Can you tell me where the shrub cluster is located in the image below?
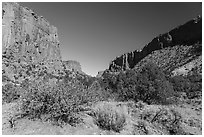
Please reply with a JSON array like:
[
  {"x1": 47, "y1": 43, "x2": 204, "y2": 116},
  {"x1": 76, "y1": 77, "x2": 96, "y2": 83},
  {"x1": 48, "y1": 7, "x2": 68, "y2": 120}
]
[
  {"x1": 2, "y1": 83, "x2": 21, "y2": 103},
  {"x1": 64, "y1": 70, "x2": 97, "y2": 88},
  {"x1": 169, "y1": 73, "x2": 202, "y2": 99},
  {"x1": 100, "y1": 70, "x2": 118, "y2": 91},
  {"x1": 102, "y1": 62, "x2": 175, "y2": 105},
  {"x1": 140, "y1": 107, "x2": 184, "y2": 135},
  {"x1": 20, "y1": 75, "x2": 107, "y2": 126},
  {"x1": 92, "y1": 102, "x2": 127, "y2": 132}
]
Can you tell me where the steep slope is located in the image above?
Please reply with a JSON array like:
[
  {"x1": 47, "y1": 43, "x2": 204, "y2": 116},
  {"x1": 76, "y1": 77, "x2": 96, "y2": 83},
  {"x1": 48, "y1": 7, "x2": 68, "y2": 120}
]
[
  {"x1": 172, "y1": 55, "x2": 202, "y2": 76},
  {"x1": 134, "y1": 43, "x2": 202, "y2": 75},
  {"x1": 109, "y1": 16, "x2": 202, "y2": 72},
  {"x1": 2, "y1": 2, "x2": 64, "y2": 84}
]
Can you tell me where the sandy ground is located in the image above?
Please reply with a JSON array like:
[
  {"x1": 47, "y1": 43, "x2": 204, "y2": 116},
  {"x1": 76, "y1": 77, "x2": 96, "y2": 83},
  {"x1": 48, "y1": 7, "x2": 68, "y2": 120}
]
[{"x1": 2, "y1": 99, "x2": 202, "y2": 135}]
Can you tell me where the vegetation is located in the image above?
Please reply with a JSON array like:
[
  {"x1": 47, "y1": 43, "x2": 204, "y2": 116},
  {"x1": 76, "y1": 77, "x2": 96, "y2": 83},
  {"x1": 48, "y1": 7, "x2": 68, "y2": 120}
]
[
  {"x1": 169, "y1": 72, "x2": 202, "y2": 99},
  {"x1": 92, "y1": 101, "x2": 127, "y2": 132},
  {"x1": 2, "y1": 83, "x2": 21, "y2": 103},
  {"x1": 102, "y1": 62, "x2": 175, "y2": 105},
  {"x1": 138, "y1": 105, "x2": 185, "y2": 135},
  {"x1": 18, "y1": 73, "x2": 108, "y2": 126},
  {"x1": 2, "y1": 62, "x2": 202, "y2": 135}
]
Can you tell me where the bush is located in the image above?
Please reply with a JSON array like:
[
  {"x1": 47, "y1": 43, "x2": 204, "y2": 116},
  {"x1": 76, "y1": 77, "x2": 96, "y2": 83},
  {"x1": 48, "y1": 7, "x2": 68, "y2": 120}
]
[
  {"x1": 20, "y1": 77, "x2": 106, "y2": 126},
  {"x1": 116, "y1": 70, "x2": 139, "y2": 101},
  {"x1": 140, "y1": 107, "x2": 184, "y2": 135},
  {"x1": 2, "y1": 83, "x2": 21, "y2": 103},
  {"x1": 101, "y1": 70, "x2": 118, "y2": 91},
  {"x1": 170, "y1": 73, "x2": 202, "y2": 99},
  {"x1": 92, "y1": 101, "x2": 127, "y2": 132},
  {"x1": 116, "y1": 63, "x2": 175, "y2": 104},
  {"x1": 169, "y1": 75, "x2": 191, "y2": 93}
]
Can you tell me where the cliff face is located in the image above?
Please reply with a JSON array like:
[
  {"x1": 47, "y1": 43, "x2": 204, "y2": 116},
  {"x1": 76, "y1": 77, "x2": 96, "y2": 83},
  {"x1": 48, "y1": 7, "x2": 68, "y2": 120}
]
[
  {"x1": 2, "y1": 2, "x2": 64, "y2": 83},
  {"x1": 109, "y1": 16, "x2": 202, "y2": 72},
  {"x1": 63, "y1": 60, "x2": 83, "y2": 73}
]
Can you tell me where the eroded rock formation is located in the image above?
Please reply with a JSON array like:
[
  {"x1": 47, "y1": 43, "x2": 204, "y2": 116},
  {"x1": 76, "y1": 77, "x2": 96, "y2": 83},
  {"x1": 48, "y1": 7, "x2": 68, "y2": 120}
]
[
  {"x1": 109, "y1": 16, "x2": 202, "y2": 72},
  {"x1": 2, "y1": 2, "x2": 64, "y2": 84},
  {"x1": 63, "y1": 60, "x2": 83, "y2": 73}
]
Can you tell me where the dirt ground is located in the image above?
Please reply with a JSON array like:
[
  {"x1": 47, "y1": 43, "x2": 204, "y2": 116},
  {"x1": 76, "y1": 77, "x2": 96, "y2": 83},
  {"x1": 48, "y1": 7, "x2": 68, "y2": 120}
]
[{"x1": 2, "y1": 99, "x2": 202, "y2": 135}]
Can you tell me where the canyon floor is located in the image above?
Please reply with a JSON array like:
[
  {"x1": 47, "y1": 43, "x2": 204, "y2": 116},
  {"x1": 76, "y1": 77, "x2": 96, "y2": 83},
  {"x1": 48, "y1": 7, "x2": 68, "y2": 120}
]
[{"x1": 2, "y1": 97, "x2": 202, "y2": 135}]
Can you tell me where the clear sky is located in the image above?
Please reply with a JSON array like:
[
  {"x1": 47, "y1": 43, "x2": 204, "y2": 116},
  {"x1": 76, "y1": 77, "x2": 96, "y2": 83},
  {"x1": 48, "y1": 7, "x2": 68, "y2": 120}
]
[{"x1": 20, "y1": 2, "x2": 201, "y2": 76}]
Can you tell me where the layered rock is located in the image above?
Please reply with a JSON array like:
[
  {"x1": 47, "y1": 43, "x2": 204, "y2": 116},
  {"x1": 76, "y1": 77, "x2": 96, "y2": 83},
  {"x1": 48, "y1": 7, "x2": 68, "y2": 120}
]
[
  {"x1": 63, "y1": 60, "x2": 83, "y2": 73},
  {"x1": 109, "y1": 16, "x2": 202, "y2": 72},
  {"x1": 2, "y1": 2, "x2": 64, "y2": 84}
]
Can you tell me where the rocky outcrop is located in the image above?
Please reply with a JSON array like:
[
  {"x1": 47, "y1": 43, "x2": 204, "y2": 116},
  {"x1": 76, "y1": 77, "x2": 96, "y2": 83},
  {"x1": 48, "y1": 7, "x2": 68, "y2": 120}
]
[
  {"x1": 2, "y1": 2, "x2": 64, "y2": 84},
  {"x1": 109, "y1": 16, "x2": 202, "y2": 72},
  {"x1": 133, "y1": 43, "x2": 202, "y2": 75},
  {"x1": 171, "y1": 55, "x2": 202, "y2": 76},
  {"x1": 63, "y1": 60, "x2": 83, "y2": 73},
  {"x1": 96, "y1": 71, "x2": 104, "y2": 78}
]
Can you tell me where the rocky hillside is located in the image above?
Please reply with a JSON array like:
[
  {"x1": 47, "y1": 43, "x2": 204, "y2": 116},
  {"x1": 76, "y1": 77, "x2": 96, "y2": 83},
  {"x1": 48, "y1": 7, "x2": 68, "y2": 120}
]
[
  {"x1": 109, "y1": 16, "x2": 202, "y2": 72},
  {"x1": 2, "y1": 2, "x2": 65, "y2": 84},
  {"x1": 2, "y1": 3, "x2": 202, "y2": 135},
  {"x1": 134, "y1": 43, "x2": 202, "y2": 76}
]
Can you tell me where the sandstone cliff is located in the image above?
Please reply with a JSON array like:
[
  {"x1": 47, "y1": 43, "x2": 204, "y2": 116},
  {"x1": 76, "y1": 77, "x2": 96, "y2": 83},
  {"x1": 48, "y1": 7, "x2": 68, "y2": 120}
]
[
  {"x1": 109, "y1": 16, "x2": 202, "y2": 72},
  {"x1": 2, "y1": 2, "x2": 64, "y2": 84},
  {"x1": 63, "y1": 60, "x2": 83, "y2": 73}
]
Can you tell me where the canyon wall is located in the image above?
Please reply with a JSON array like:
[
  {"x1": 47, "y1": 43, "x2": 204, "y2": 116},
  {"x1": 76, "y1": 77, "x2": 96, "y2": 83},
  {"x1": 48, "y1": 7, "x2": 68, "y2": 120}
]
[
  {"x1": 109, "y1": 16, "x2": 202, "y2": 72},
  {"x1": 2, "y1": 2, "x2": 64, "y2": 84},
  {"x1": 63, "y1": 60, "x2": 83, "y2": 73}
]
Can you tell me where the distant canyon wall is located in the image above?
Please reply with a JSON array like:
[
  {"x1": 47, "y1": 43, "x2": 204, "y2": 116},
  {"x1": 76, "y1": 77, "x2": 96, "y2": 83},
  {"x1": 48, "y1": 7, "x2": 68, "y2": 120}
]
[
  {"x1": 63, "y1": 60, "x2": 83, "y2": 73},
  {"x1": 109, "y1": 16, "x2": 202, "y2": 72}
]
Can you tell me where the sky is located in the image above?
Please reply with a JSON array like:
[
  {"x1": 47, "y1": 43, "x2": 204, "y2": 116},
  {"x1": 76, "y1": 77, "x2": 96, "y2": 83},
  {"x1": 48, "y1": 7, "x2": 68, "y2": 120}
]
[{"x1": 20, "y1": 2, "x2": 202, "y2": 76}]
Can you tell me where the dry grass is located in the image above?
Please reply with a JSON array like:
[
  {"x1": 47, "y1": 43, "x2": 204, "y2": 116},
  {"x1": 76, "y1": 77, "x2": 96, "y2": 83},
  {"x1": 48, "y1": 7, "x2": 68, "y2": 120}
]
[
  {"x1": 91, "y1": 101, "x2": 130, "y2": 132},
  {"x1": 2, "y1": 99, "x2": 202, "y2": 135}
]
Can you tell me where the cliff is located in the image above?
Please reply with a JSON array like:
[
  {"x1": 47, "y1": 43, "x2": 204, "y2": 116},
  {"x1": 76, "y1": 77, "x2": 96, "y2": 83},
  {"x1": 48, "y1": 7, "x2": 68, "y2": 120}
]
[
  {"x1": 63, "y1": 60, "x2": 83, "y2": 73},
  {"x1": 2, "y1": 2, "x2": 64, "y2": 84},
  {"x1": 109, "y1": 16, "x2": 202, "y2": 72}
]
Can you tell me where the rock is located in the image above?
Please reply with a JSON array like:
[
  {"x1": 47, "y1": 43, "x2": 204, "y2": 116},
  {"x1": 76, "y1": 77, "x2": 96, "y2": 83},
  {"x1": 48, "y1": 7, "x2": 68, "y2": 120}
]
[
  {"x1": 63, "y1": 60, "x2": 82, "y2": 73},
  {"x1": 172, "y1": 55, "x2": 202, "y2": 76},
  {"x1": 109, "y1": 16, "x2": 202, "y2": 72},
  {"x1": 96, "y1": 71, "x2": 104, "y2": 78},
  {"x1": 2, "y1": 2, "x2": 64, "y2": 84},
  {"x1": 133, "y1": 44, "x2": 202, "y2": 75}
]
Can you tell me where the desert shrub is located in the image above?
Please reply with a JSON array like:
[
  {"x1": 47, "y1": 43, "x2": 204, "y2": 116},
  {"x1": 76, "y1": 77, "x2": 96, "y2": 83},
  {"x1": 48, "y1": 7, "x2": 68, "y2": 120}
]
[
  {"x1": 89, "y1": 80, "x2": 101, "y2": 90},
  {"x1": 20, "y1": 77, "x2": 106, "y2": 126},
  {"x1": 186, "y1": 73, "x2": 202, "y2": 99},
  {"x1": 116, "y1": 70, "x2": 139, "y2": 101},
  {"x1": 2, "y1": 74, "x2": 10, "y2": 82},
  {"x1": 170, "y1": 73, "x2": 202, "y2": 99},
  {"x1": 92, "y1": 101, "x2": 127, "y2": 132},
  {"x1": 64, "y1": 70, "x2": 97, "y2": 88},
  {"x1": 134, "y1": 120, "x2": 149, "y2": 135},
  {"x1": 116, "y1": 63, "x2": 175, "y2": 104},
  {"x1": 137, "y1": 63, "x2": 174, "y2": 104},
  {"x1": 151, "y1": 108, "x2": 184, "y2": 135},
  {"x1": 140, "y1": 107, "x2": 184, "y2": 135},
  {"x1": 2, "y1": 83, "x2": 21, "y2": 103},
  {"x1": 166, "y1": 109, "x2": 184, "y2": 135},
  {"x1": 101, "y1": 70, "x2": 118, "y2": 91},
  {"x1": 80, "y1": 76, "x2": 97, "y2": 88},
  {"x1": 170, "y1": 75, "x2": 191, "y2": 93}
]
